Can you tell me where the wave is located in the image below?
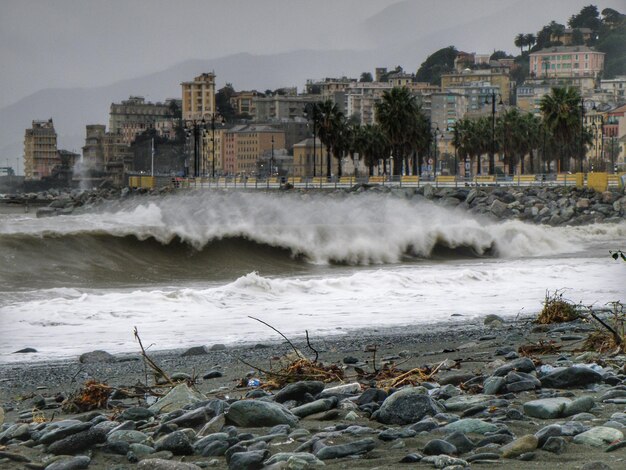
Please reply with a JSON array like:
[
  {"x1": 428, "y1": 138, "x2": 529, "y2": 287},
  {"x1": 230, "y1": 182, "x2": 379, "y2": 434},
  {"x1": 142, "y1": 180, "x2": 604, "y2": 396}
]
[{"x1": 1, "y1": 191, "x2": 619, "y2": 288}]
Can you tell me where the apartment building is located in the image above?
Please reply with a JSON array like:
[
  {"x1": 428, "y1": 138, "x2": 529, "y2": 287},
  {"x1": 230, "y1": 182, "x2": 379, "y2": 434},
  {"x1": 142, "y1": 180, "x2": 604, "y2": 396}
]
[
  {"x1": 181, "y1": 73, "x2": 216, "y2": 120},
  {"x1": 23, "y1": 119, "x2": 58, "y2": 180},
  {"x1": 529, "y1": 46, "x2": 604, "y2": 79},
  {"x1": 222, "y1": 125, "x2": 285, "y2": 175},
  {"x1": 109, "y1": 96, "x2": 179, "y2": 145},
  {"x1": 441, "y1": 69, "x2": 511, "y2": 104}
]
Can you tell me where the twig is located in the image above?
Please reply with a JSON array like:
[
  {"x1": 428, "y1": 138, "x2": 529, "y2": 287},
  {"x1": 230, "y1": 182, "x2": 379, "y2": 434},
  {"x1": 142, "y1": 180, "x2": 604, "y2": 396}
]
[
  {"x1": 587, "y1": 310, "x2": 623, "y2": 347},
  {"x1": 305, "y1": 330, "x2": 319, "y2": 362},
  {"x1": 248, "y1": 316, "x2": 303, "y2": 359},
  {"x1": 133, "y1": 327, "x2": 175, "y2": 386}
]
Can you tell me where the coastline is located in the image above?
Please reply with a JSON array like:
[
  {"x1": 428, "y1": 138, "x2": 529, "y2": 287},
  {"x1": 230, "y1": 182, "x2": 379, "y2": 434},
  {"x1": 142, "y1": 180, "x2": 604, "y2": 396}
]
[{"x1": 2, "y1": 312, "x2": 626, "y2": 469}]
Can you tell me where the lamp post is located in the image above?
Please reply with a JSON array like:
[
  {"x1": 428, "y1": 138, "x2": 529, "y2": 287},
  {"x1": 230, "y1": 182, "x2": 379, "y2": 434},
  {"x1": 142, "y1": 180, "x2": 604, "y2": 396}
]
[
  {"x1": 209, "y1": 111, "x2": 223, "y2": 178},
  {"x1": 485, "y1": 90, "x2": 503, "y2": 175},
  {"x1": 304, "y1": 103, "x2": 318, "y2": 178},
  {"x1": 432, "y1": 126, "x2": 441, "y2": 178},
  {"x1": 580, "y1": 98, "x2": 596, "y2": 173},
  {"x1": 270, "y1": 135, "x2": 275, "y2": 178},
  {"x1": 185, "y1": 119, "x2": 208, "y2": 177}
]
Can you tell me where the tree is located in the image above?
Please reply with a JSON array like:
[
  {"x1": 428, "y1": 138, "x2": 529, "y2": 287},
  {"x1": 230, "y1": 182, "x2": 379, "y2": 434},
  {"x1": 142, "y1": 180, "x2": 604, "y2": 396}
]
[
  {"x1": 571, "y1": 28, "x2": 585, "y2": 45},
  {"x1": 375, "y1": 87, "x2": 427, "y2": 176},
  {"x1": 524, "y1": 33, "x2": 537, "y2": 51},
  {"x1": 550, "y1": 21, "x2": 566, "y2": 44},
  {"x1": 355, "y1": 124, "x2": 389, "y2": 176},
  {"x1": 514, "y1": 33, "x2": 526, "y2": 55},
  {"x1": 215, "y1": 84, "x2": 236, "y2": 121},
  {"x1": 490, "y1": 50, "x2": 513, "y2": 60},
  {"x1": 569, "y1": 5, "x2": 602, "y2": 31},
  {"x1": 540, "y1": 87, "x2": 583, "y2": 172},
  {"x1": 415, "y1": 46, "x2": 457, "y2": 85},
  {"x1": 315, "y1": 100, "x2": 343, "y2": 178},
  {"x1": 359, "y1": 72, "x2": 373, "y2": 83}
]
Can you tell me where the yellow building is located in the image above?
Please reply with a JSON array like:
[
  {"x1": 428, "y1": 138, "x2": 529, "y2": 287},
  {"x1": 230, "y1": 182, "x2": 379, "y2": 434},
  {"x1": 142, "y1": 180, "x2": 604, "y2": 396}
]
[
  {"x1": 292, "y1": 138, "x2": 330, "y2": 177},
  {"x1": 181, "y1": 73, "x2": 216, "y2": 120},
  {"x1": 24, "y1": 119, "x2": 58, "y2": 180},
  {"x1": 441, "y1": 70, "x2": 510, "y2": 104},
  {"x1": 223, "y1": 125, "x2": 286, "y2": 176}
]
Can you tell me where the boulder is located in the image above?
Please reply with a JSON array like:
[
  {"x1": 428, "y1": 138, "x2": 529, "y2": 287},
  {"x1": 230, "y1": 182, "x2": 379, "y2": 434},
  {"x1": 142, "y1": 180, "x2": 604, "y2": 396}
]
[
  {"x1": 523, "y1": 398, "x2": 571, "y2": 419},
  {"x1": 79, "y1": 350, "x2": 115, "y2": 363},
  {"x1": 226, "y1": 400, "x2": 298, "y2": 427},
  {"x1": 148, "y1": 384, "x2": 207, "y2": 414},
  {"x1": 500, "y1": 434, "x2": 538, "y2": 458},
  {"x1": 540, "y1": 366, "x2": 603, "y2": 389},
  {"x1": 376, "y1": 387, "x2": 443, "y2": 425},
  {"x1": 573, "y1": 426, "x2": 624, "y2": 447},
  {"x1": 442, "y1": 418, "x2": 498, "y2": 435}
]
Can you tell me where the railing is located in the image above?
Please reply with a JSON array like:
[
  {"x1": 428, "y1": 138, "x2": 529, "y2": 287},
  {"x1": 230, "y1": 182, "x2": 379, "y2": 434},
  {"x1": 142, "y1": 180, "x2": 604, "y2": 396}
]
[{"x1": 164, "y1": 172, "x2": 625, "y2": 191}]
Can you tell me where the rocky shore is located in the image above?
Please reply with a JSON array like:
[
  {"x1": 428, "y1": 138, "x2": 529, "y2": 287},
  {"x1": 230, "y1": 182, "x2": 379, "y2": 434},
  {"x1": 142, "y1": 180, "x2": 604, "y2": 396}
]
[
  {"x1": 1, "y1": 183, "x2": 625, "y2": 226},
  {"x1": 2, "y1": 315, "x2": 626, "y2": 469}
]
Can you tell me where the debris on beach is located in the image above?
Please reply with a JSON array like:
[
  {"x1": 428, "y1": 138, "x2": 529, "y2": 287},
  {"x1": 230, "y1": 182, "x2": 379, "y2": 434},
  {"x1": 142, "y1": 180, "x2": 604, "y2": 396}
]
[{"x1": 536, "y1": 290, "x2": 579, "y2": 324}]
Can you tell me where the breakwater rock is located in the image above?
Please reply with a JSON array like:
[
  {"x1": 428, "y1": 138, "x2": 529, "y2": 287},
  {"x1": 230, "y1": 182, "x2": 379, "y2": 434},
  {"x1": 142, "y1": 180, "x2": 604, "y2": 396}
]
[{"x1": 2, "y1": 183, "x2": 625, "y2": 226}]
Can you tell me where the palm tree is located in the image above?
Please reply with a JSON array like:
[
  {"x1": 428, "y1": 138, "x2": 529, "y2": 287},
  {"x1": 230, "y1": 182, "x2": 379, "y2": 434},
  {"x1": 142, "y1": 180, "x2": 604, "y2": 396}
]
[
  {"x1": 316, "y1": 100, "x2": 343, "y2": 178},
  {"x1": 540, "y1": 87, "x2": 582, "y2": 172},
  {"x1": 375, "y1": 87, "x2": 422, "y2": 176},
  {"x1": 356, "y1": 124, "x2": 389, "y2": 176},
  {"x1": 524, "y1": 33, "x2": 537, "y2": 51},
  {"x1": 514, "y1": 33, "x2": 526, "y2": 55}
]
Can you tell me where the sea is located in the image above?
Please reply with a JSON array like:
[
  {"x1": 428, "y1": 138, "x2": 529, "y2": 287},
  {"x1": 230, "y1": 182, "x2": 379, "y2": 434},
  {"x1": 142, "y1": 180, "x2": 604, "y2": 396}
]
[{"x1": 1, "y1": 191, "x2": 624, "y2": 363}]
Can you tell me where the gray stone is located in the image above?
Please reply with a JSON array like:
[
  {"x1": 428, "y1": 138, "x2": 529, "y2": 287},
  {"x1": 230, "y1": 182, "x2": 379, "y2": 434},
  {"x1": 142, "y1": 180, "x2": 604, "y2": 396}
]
[
  {"x1": 154, "y1": 430, "x2": 194, "y2": 455},
  {"x1": 264, "y1": 452, "x2": 324, "y2": 466},
  {"x1": 198, "y1": 414, "x2": 226, "y2": 437},
  {"x1": 423, "y1": 439, "x2": 457, "y2": 456},
  {"x1": 581, "y1": 462, "x2": 613, "y2": 470},
  {"x1": 563, "y1": 396, "x2": 595, "y2": 416},
  {"x1": 421, "y1": 455, "x2": 468, "y2": 468},
  {"x1": 573, "y1": 426, "x2": 624, "y2": 447},
  {"x1": 120, "y1": 407, "x2": 155, "y2": 421},
  {"x1": 483, "y1": 377, "x2": 505, "y2": 395},
  {"x1": 79, "y1": 349, "x2": 115, "y2": 363},
  {"x1": 542, "y1": 436, "x2": 567, "y2": 454},
  {"x1": 148, "y1": 383, "x2": 207, "y2": 414},
  {"x1": 490, "y1": 199, "x2": 508, "y2": 217},
  {"x1": 444, "y1": 394, "x2": 496, "y2": 412},
  {"x1": 376, "y1": 387, "x2": 442, "y2": 425},
  {"x1": 535, "y1": 424, "x2": 562, "y2": 446},
  {"x1": 228, "y1": 450, "x2": 270, "y2": 470},
  {"x1": 107, "y1": 430, "x2": 150, "y2": 445},
  {"x1": 200, "y1": 440, "x2": 230, "y2": 457},
  {"x1": 210, "y1": 344, "x2": 227, "y2": 351},
  {"x1": 181, "y1": 346, "x2": 208, "y2": 356},
  {"x1": 47, "y1": 427, "x2": 107, "y2": 454},
  {"x1": 540, "y1": 366, "x2": 603, "y2": 389},
  {"x1": 44, "y1": 456, "x2": 91, "y2": 470},
  {"x1": 442, "y1": 418, "x2": 498, "y2": 435},
  {"x1": 38, "y1": 421, "x2": 92, "y2": 445},
  {"x1": 493, "y1": 357, "x2": 535, "y2": 376},
  {"x1": 523, "y1": 397, "x2": 571, "y2": 419},
  {"x1": 226, "y1": 400, "x2": 298, "y2": 427},
  {"x1": 291, "y1": 397, "x2": 337, "y2": 418},
  {"x1": 203, "y1": 370, "x2": 223, "y2": 379},
  {"x1": 137, "y1": 459, "x2": 202, "y2": 470},
  {"x1": 274, "y1": 381, "x2": 325, "y2": 403},
  {"x1": 315, "y1": 438, "x2": 376, "y2": 460},
  {"x1": 445, "y1": 431, "x2": 475, "y2": 454}
]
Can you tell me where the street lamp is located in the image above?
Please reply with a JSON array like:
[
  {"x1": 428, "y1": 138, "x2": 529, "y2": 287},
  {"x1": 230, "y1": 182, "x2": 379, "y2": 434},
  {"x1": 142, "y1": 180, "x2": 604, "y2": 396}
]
[
  {"x1": 303, "y1": 103, "x2": 318, "y2": 178},
  {"x1": 580, "y1": 98, "x2": 596, "y2": 173},
  {"x1": 432, "y1": 126, "x2": 441, "y2": 178},
  {"x1": 185, "y1": 119, "x2": 209, "y2": 177},
  {"x1": 209, "y1": 111, "x2": 223, "y2": 178},
  {"x1": 485, "y1": 90, "x2": 503, "y2": 176},
  {"x1": 270, "y1": 135, "x2": 275, "y2": 178}
]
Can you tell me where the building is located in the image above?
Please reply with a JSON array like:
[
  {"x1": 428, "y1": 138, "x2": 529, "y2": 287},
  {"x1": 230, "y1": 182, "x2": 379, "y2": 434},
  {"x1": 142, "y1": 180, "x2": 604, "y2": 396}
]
[
  {"x1": 441, "y1": 69, "x2": 511, "y2": 104},
  {"x1": 24, "y1": 119, "x2": 58, "y2": 180},
  {"x1": 345, "y1": 82, "x2": 392, "y2": 125},
  {"x1": 430, "y1": 92, "x2": 468, "y2": 130},
  {"x1": 445, "y1": 82, "x2": 501, "y2": 115},
  {"x1": 109, "y1": 96, "x2": 179, "y2": 145},
  {"x1": 253, "y1": 95, "x2": 317, "y2": 122},
  {"x1": 230, "y1": 91, "x2": 260, "y2": 117},
  {"x1": 222, "y1": 125, "x2": 286, "y2": 175},
  {"x1": 292, "y1": 138, "x2": 330, "y2": 177},
  {"x1": 550, "y1": 28, "x2": 594, "y2": 46},
  {"x1": 82, "y1": 125, "x2": 106, "y2": 171},
  {"x1": 181, "y1": 73, "x2": 216, "y2": 120},
  {"x1": 600, "y1": 76, "x2": 626, "y2": 104},
  {"x1": 529, "y1": 46, "x2": 605, "y2": 80},
  {"x1": 516, "y1": 83, "x2": 553, "y2": 115}
]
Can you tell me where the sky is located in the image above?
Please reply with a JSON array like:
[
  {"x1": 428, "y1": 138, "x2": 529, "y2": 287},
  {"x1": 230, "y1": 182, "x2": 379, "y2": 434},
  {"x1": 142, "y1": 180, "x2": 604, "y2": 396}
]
[{"x1": 1, "y1": 0, "x2": 624, "y2": 109}]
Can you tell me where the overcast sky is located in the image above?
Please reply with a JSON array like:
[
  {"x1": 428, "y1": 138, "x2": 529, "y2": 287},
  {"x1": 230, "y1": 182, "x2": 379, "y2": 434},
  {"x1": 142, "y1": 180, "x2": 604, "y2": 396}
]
[{"x1": 1, "y1": 0, "x2": 623, "y2": 109}]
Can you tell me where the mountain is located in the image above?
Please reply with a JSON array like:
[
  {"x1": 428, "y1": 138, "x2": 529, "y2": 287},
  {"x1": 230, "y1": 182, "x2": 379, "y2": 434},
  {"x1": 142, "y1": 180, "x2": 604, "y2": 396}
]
[{"x1": 0, "y1": 49, "x2": 374, "y2": 162}]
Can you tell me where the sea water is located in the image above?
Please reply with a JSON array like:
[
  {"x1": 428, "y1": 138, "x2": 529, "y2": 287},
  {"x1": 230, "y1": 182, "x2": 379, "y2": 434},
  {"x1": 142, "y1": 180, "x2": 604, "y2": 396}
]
[{"x1": 0, "y1": 191, "x2": 624, "y2": 362}]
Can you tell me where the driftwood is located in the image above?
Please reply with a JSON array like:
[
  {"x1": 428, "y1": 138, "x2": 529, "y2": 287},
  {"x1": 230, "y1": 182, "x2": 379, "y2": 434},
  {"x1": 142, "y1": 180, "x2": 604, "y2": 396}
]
[{"x1": 133, "y1": 326, "x2": 175, "y2": 386}]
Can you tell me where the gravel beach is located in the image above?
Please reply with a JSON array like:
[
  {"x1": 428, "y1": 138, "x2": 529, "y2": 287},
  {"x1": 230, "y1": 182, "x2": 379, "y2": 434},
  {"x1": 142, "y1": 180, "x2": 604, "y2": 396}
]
[{"x1": 2, "y1": 313, "x2": 626, "y2": 469}]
